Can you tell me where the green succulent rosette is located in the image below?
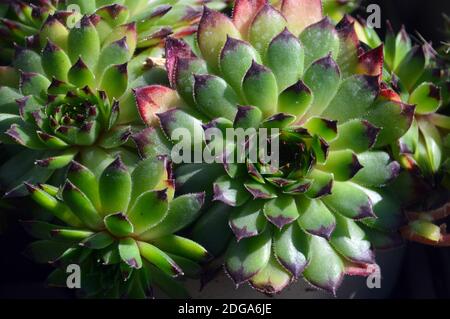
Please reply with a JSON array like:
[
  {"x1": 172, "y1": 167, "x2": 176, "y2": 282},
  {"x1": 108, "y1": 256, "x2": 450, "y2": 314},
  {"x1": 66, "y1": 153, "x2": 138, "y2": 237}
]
[
  {"x1": 23, "y1": 155, "x2": 208, "y2": 298},
  {"x1": 0, "y1": 11, "x2": 177, "y2": 197},
  {"x1": 0, "y1": 0, "x2": 228, "y2": 64},
  {"x1": 358, "y1": 20, "x2": 450, "y2": 246},
  {"x1": 135, "y1": 0, "x2": 413, "y2": 294}
]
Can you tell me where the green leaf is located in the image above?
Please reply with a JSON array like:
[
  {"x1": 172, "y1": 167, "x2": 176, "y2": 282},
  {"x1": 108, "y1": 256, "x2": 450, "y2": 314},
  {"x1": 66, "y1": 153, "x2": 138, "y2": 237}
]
[
  {"x1": 299, "y1": 17, "x2": 340, "y2": 68},
  {"x1": 20, "y1": 72, "x2": 51, "y2": 97},
  {"x1": 264, "y1": 194, "x2": 299, "y2": 229},
  {"x1": 249, "y1": 255, "x2": 291, "y2": 294},
  {"x1": 352, "y1": 152, "x2": 400, "y2": 187},
  {"x1": 331, "y1": 119, "x2": 380, "y2": 153},
  {"x1": 67, "y1": 16, "x2": 100, "y2": 70},
  {"x1": 278, "y1": 80, "x2": 313, "y2": 117},
  {"x1": 322, "y1": 75, "x2": 379, "y2": 122},
  {"x1": 303, "y1": 235, "x2": 344, "y2": 294},
  {"x1": 13, "y1": 48, "x2": 44, "y2": 74},
  {"x1": 330, "y1": 214, "x2": 374, "y2": 264},
  {"x1": 193, "y1": 74, "x2": 238, "y2": 121},
  {"x1": 62, "y1": 181, "x2": 103, "y2": 230},
  {"x1": 119, "y1": 238, "x2": 143, "y2": 269},
  {"x1": 234, "y1": 105, "x2": 263, "y2": 129},
  {"x1": 296, "y1": 196, "x2": 336, "y2": 239},
  {"x1": 229, "y1": 200, "x2": 267, "y2": 241},
  {"x1": 213, "y1": 175, "x2": 250, "y2": 207},
  {"x1": 305, "y1": 169, "x2": 333, "y2": 199},
  {"x1": 267, "y1": 28, "x2": 304, "y2": 92},
  {"x1": 67, "y1": 161, "x2": 101, "y2": 211},
  {"x1": 364, "y1": 100, "x2": 415, "y2": 147},
  {"x1": 99, "y1": 157, "x2": 132, "y2": 214},
  {"x1": 68, "y1": 58, "x2": 96, "y2": 88},
  {"x1": 80, "y1": 232, "x2": 114, "y2": 249},
  {"x1": 409, "y1": 82, "x2": 441, "y2": 115},
  {"x1": 140, "y1": 193, "x2": 205, "y2": 240},
  {"x1": 151, "y1": 235, "x2": 210, "y2": 263},
  {"x1": 25, "y1": 240, "x2": 71, "y2": 264},
  {"x1": 25, "y1": 183, "x2": 81, "y2": 226},
  {"x1": 273, "y1": 223, "x2": 309, "y2": 278},
  {"x1": 248, "y1": 4, "x2": 286, "y2": 56},
  {"x1": 322, "y1": 181, "x2": 375, "y2": 219},
  {"x1": 219, "y1": 36, "x2": 261, "y2": 95},
  {"x1": 42, "y1": 40, "x2": 72, "y2": 82},
  {"x1": 138, "y1": 241, "x2": 182, "y2": 277},
  {"x1": 394, "y1": 45, "x2": 427, "y2": 91},
  {"x1": 302, "y1": 56, "x2": 341, "y2": 118},
  {"x1": 317, "y1": 150, "x2": 363, "y2": 181},
  {"x1": 128, "y1": 189, "x2": 169, "y2": 235},
  {"x1": 100, "y1": 63, "x2": 128, "y2": 99},
  {"x1": 242, "y1": 61, "x2": 278, "y2": 117},
  {"x1": 96, "y1": 37, "x2": 131, "y2": 76},
  {"x1": 104, "y1": 212, "x2": 134, "y2": 237},
  {"x1": 304, "y1": 117, "x2": 337, "y2": 142},
  {"x1": 225, "y1": 230, "x2": 272, "y2": 285}
]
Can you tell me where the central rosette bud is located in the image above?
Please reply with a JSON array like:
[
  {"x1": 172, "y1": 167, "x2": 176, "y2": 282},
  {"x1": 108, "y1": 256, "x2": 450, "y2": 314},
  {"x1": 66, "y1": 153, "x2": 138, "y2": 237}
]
[{"x1": 45, "y1": 88, "x2": 111, "y2": 146}]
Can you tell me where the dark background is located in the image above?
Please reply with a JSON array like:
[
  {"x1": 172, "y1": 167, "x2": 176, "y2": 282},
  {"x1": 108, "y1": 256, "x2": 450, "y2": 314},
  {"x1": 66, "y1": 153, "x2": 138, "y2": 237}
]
[
  {"x1": 358, "y1": 0, "x2": 450, "y2": 46},
  {"x1": 0, "y1": 0, "x2": 450, "y2": 299}
]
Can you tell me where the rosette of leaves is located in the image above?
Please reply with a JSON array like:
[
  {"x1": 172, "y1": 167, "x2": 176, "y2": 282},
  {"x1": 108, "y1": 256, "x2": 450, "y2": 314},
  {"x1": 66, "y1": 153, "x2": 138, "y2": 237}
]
[
  {"x1": 0, "y1": 0, "x2": 228, "y2": 64},
  {"x1": 23, "y1": 155, "x2": 208, "y2": 298},
  {"x1": 134, "y1": 0, "x2": 413, "y2": 294},
  {"x1": 358, "y1": 21, "x2": 450, "y2": 246},
  {"x1": 0, "y1": 11, "x2": 177, "y2": 197}
]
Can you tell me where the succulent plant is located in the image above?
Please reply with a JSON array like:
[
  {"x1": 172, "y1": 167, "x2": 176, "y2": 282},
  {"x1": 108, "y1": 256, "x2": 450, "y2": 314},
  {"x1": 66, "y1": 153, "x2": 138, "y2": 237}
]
[
  {"x1": 0, "y1": 9, "x2": 180, "y2": 197},
  {"x1": 134, "y1": 0, "x2": 413, "y2": 294},
  {"x1": 0, "y1": 0, "x2": 227, "y2": 64},
  {"x1": 23, "y1": 155, "x2": 208, "y2": 298},
  {"x1": 358, "y1": 21, "x2": 450, "y2": 246}
]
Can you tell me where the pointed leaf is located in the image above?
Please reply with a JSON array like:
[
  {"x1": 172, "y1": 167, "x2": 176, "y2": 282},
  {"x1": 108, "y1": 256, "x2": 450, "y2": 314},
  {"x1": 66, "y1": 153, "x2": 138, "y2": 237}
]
[
  {"x1": 296, "y1": 196, "x2": 336, "y2": 239},
  {"x1": 225, "y1": 230, "x2": 272, "y2": 285},
  {"x1": 119, "y1": 238, "x2": 143, "y2": 269},
  {"x1": 229, "y1": 200, "x2": 267, "y2": 241},
  {"x1": 99, "y1": 157, "x2": 132, "y2": 214},
  {"x1": 264, "y1": 194, "x2": 299, "y2": 229}
]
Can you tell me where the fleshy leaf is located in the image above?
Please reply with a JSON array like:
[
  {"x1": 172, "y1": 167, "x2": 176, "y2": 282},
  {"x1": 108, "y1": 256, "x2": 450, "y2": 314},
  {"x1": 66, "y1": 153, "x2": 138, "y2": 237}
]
[
  {"x1": 104, "y1": 212, "x2": 134, "y2": 237},
  {"x1": 299, "y1": 17, "x2": 339, "y2": 69},
  {"x1": 303, "y1": 235, "x2": 344, "y2": 294},
  {"x1": 273, "y1": 223, "x2": 309, "y2": 278},
  {"x1": 99, "y1": 157, "x2": 132, "y2": 215},
  {"x1": 249, "y1": 255, "x2": 292, "y2": 294},
  {"x1": 296, "y1": 196, "x2": 336, "y2": 239},
  {"x1": 278, "y1": 80, "x2": 313, "y2": 117},
  {"x1": 322, "y1": 181, "x2": 375, "y2": 220},
  {"x1": 128, "y1": 189, "x2": 169, "y2": 235},
  {"x1": 352, "y1": 152, "x2": 400, "y2": 187},
  {"x1": 267, "y1": 28, "x2": 304, "y2": 92},
  {"x1": 331, "y1": 120, "x2": 380, "y2": 153},
  {"x1": 330, "y1": 214, "x2": 374, "y2": 264},
  {"x1": 193, "y1": 74, "x2": 238, "y2": 121},
  {"x1": 119, "y1": 238, "x2": 143, "y2": 269},
  {"x1": 264, "y1": 194, "x2": 299, "y2": 229},
  {"x1": 242, "y1": 60, "x2": 278, "y2": 117},
  {"x1": 138, "y1": 241, "x2": 183, "y2": 277},
  {"x1": 229, "y1": 200, "x2": 267, "y2": 241},
  {"x1": 317, "y1": 150, "x2": 363, "y2": 181},
  {"x1": 213, "y1": 175, "x2": 250, "y2": 207},
  {"x1": 225, "y1": 230, "x2": 272, "y2": 285},
  {"x1": 140, "y1": 193, "x2": 205, "y2": 240},
  {"x1": 197, "y1": 7, "x2": 240, "y2": 71},
  {"x1": 409, "y1": 82, "x2": 441, "y2": 115},
  {"x1": 248, "y1": 4, "x2": 286, "y2": 56},
  {"x1": 301, "y1": 55, "x2": 341, "y2": 119}
]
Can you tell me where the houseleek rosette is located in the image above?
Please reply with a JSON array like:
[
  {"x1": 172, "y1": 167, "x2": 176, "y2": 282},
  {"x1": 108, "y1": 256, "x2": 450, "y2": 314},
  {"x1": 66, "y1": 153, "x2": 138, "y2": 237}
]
[
  {"x1": 0, "y1": 0, "x2": 227, "y2": 63},
  {"x1": 134, "y1": 0, "x2": 413, "y2": 294},
  {"x1": 23, "y1": 155, "x2": 208, "y2": 298},
  {"x1": 358, "y1": 21, "x2": 450, "y2": 246},
  {"x1": 0, "y1": 11, "x2": 172, "y2": 197}
]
